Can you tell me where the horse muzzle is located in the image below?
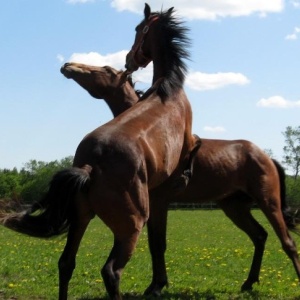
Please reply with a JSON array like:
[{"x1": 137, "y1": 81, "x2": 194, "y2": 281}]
[{"x1": 125, "y1": 51, "x2": 140, "y2": 73}]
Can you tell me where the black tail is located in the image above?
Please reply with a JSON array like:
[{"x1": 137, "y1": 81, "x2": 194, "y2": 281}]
[
  {"x1": 0, "y1": 167, "x2": 91, "y2": 238},
  {"x1": 272, "y1": 159, "x2": 300, "y2": 235}
]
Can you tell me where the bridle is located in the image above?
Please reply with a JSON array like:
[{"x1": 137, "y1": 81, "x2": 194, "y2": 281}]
[{"x1": 129, "y1": 15, "x2": 159, "y2": 68}]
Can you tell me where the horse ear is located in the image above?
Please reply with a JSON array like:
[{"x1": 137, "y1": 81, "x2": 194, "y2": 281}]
[
  {"x1": 167, "y1": 7, "x2": 174, "y2": 16},
  {"x1": 144, "y1": 3, "x2": 151, "y2": 19}
]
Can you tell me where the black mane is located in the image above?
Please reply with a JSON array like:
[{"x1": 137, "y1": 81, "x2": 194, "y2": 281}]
[{"x1": 151, "y1": 8, "x2": 190, "y2": 98}]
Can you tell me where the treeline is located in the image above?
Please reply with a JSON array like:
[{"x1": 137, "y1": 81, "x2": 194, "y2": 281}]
[
  {"x1": 0, "y1": 155, "x2": 299, "y2": 208},
  {"x1": 0, "y1": 156, "x2": 73, "y2": 204}
]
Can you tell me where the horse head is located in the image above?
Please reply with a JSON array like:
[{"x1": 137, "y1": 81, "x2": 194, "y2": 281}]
[
  {"x1": 125, "y1": 3, "x2": 189, "y2": 98},
  {"x1": 60, "y1": 63, "x2": 128, "y2": 99}
]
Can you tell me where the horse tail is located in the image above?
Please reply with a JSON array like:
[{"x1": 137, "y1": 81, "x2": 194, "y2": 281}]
[
  {"x1": 272, "y1": 159, "x2": 300, "y2": 235},
  {"x1": 0, "y1": 166, "x2": 91, "y2": 238}
]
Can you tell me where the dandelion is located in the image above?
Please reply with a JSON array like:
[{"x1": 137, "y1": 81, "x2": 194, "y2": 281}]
[{"x1": 8, "y1": 283, "x2": 15, "y2": 288}]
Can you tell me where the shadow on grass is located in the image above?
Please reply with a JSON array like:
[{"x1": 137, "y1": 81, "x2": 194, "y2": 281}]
[{"x1": 79, "y1": 289, "x2": 266, "y2": 300}]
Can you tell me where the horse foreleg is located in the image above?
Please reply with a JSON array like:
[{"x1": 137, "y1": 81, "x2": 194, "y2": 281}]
[
  {"x1": 144, "y1": 198, "x2": 169, "y2": 296},
  {"x1": 58, "y1": 216, "x2": 91, "y2": 300},
  {"x1": 219, "y1": 197, "x2": 268, "y2": 291}
]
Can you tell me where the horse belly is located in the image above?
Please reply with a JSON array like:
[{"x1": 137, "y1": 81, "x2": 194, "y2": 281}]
[{"x1": 170, "y1": 158, "x2": 241, "y2": 204}]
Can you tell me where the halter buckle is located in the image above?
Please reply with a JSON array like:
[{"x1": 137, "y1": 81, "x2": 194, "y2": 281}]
[{"x1": 143, "y1": 26, "x2": 149, "y2": 34}]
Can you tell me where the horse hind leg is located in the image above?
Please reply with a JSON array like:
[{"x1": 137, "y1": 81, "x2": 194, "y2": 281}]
[
  {"x1": 259, "y1": 199, "x2": 300, "y2": 282},
  {"x1": 58, "y1": 197, "x2": 93, "y2": 300},
  {"x1": 219, "y1": 196, "x2": 268, "y2": 291},
  {"x1": 58, "y1": 217, "x2": 91, "y2": 300},
  {"x1": 101, "y1": 229, "x2": 142, "y2": 300}
]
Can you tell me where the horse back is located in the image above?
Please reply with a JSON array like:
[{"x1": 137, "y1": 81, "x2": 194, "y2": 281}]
[{"x1": 171, "y1": 138, "x2": 279, "y2": 203}]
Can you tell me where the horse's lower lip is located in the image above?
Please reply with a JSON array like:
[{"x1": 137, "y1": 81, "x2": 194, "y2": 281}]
[
  {"x1": 124, "y1": 68, "x2": 133, "y2": 75},
  {"x1": 60, "y1": 66, "x2": 67, "y2": 76},
  {"x1": 125, "y1": 62, "x2": 138, "y2": 73}
]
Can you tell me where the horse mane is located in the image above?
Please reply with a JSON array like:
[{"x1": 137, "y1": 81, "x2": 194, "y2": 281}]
[
  {"x1": 151, "y1": 8, "x2": 190, "y2": 98},
  {"x1": 127, "y1": 74, "x2": 144, "y2": 98}
]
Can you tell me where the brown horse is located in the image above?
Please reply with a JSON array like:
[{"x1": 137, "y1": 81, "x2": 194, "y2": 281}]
[
  {"x1": 61, "y1": 59, "x2": 300, "y2": 297},
  {"x1": 0, "y1": 5, "x2": 197, "y2": 300},
  {"x1": 126, "y1": 3, "x2": 300, "y2": 295},
  {"x1": 61, "y1": 64, "x2": 140, "y2": 117}
]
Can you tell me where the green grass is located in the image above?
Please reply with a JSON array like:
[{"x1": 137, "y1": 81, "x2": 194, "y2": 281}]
[{"x1": 0, "y1": 210, "x2": 299, "y2": 299}]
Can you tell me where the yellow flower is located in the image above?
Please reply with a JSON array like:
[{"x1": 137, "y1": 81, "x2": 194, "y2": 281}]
[{"x1": 292, "y1": 282, "x2": 297, "y2": 287}]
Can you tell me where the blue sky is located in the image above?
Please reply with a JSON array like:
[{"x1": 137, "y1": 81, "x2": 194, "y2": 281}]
[{"x1": 1, "y1": 0, "x2": 299, "y2": 170}]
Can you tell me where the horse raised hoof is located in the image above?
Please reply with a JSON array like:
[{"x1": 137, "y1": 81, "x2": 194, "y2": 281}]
[{"x1": 144, "y1": 280, "x2": 168, "y2": 297}]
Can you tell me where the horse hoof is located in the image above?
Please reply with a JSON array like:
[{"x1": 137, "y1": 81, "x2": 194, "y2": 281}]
[
  {"x1": 144, "y1": 286, "x2": 161, "y2": 297},
  {"x1": 241, "y1": 281, "x2": 253, "y2": 291},
  {"x1": 144, "y1": 281, "x2": 167, "y2": 297}
]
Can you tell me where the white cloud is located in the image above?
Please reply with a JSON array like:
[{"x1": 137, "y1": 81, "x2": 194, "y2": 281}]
[
  {"x1": 57, "y1": 54, "x2": 65, "y2": 63},
  {"x1": 204, "y1": 126, "x2": 226, "y2": 133},
  {"x1": 67, "y1": 51, "x2": 153, "y2": 87},
  {"x1": 257, "y1": 95, "x2": 300, "y2": 108},
  {"x1": 185, "y1": 71, "x2": 250, "y2": 91},
  {"x1": 67, "y1": 0, "x2": 94, "y2": 3},
  {"x1": 286, "y1": 33, "x2": 298, "y2": 40},
  {"x1": 111, "y1": 0, "x2": 284, "y2": 20},
  {"x1": 67, "y1": 51, "x2": 250, "y2": 91},
  {"x1": 131, "y1": 64, "x2": 153, "y2": 84},
  {"x1": 291, "y1": 1, "x2": 300, "y2": 8},
  {"x1": 68, "y1": 51, "x2": 127, "y2": 69},
  {"x1": 285, "y1": 27, "x2": 300, "y2": 40}
]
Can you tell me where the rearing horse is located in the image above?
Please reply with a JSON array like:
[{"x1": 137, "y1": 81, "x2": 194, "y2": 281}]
[
  {"x1": 0, "y1": 5, "x2": 196, "y2": 300},
  {"x1": 62, "y1": 62, "x2": 300, "y2": 296},
  {"x1": 125, "y1": 3, "x2": 300, "y2": 296}
]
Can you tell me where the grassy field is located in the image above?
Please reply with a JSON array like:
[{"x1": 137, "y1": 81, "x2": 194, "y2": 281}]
[{"x1": 0, "y1": 210, "x2": 299, "y2": 299}]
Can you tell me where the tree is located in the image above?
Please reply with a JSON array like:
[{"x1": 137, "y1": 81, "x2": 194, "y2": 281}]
[
  {"x1": 20, "y1": 156, "x2": 73, "y2": 203},
  {"x1": 282, "y1": 126, "x2": 300, "y2": 180},
  {"x1": 0, "y1": 156, "x2": 73, "y2": 203},
  {"x1": 0, "y1": 168, "x2": 23, "y2": 199},
  {"x1": 264, "y1": 148, "x2": 274, "y2": 158}
]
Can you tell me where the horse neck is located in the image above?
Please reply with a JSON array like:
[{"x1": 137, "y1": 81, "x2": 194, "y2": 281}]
[
  {"x1": 105, "y1": 82, "x2": 139, "y2": 117},
  {"x1": 152, "y1": 58, "x2": 165, "y2": 83},
  {"x1": 151, "y1": 54, "x2": 184, "y2": 97}
]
